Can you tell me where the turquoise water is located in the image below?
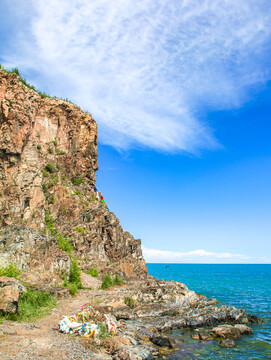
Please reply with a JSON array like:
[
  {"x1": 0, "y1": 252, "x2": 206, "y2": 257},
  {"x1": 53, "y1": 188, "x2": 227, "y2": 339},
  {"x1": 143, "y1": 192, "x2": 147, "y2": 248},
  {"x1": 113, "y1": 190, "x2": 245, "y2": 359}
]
[{"x1": 147, "y1": 264, "x2": 271, "y2": 359}]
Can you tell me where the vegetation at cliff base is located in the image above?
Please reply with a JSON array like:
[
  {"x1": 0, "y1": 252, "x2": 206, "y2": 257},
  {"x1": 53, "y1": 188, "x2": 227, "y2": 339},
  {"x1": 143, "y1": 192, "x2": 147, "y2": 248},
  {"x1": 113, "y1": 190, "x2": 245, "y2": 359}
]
[
  {"x1": 69, "y1": 260, "x2": 82, "y2": 286},
  {"x1": 101, "y1": 274, "x2": 124, "y2": 289},
  {"x1": 2, "y1": 288, "x2": 57, "y2": 322},
  {"x1": 0, "y1": 263, "x2": 21, "y2": 279}
]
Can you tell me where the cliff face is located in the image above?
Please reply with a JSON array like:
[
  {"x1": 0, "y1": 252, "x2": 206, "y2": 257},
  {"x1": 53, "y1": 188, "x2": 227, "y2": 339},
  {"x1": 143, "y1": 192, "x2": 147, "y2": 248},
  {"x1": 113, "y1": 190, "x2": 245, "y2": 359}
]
[{"x1": 0, "y1": 69, "x2": 148, "y2": 282}]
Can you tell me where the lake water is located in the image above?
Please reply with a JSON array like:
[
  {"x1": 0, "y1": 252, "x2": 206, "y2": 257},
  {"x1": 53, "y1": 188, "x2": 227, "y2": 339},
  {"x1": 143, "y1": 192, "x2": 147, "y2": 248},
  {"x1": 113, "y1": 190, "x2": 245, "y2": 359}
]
[{"x1": 147, "y1": 264, "x2": 271, "y2": 359}]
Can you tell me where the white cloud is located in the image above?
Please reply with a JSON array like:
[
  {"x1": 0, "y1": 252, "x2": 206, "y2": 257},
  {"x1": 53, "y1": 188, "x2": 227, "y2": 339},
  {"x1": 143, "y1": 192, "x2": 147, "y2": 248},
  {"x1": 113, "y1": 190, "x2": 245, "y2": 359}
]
[
  {"x1": 3, "y1": 0, "x2": 271, "y2": 151},
  {"x1": 142, "y1": 245, "x2": 250, "y2": 263}
]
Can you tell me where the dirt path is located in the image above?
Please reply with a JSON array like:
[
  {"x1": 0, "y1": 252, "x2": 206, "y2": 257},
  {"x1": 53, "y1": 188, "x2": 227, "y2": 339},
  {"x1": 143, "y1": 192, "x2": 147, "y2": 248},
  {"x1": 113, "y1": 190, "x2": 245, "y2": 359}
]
[{"x1": 0, "y1": 289, "x2": 116, "y2": 360}]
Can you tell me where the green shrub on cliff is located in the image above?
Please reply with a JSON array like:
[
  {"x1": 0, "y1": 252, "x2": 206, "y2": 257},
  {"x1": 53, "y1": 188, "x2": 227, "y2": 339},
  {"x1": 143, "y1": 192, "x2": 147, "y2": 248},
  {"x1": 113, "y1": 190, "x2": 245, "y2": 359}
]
[
  {"x1": 38, "y1": 91, "x2": 48, "y2": 99},
  {"x1": 101, "y1": 274, "x2": 124, "y2": 289},
  {"x1": 44, "y1": 163, "x2": 55, "y2": 173},
  {"x1": 11, "y1": 67, "x2": 20, "y2": 76},
  {"x1": 56, "y1": 233, "x2": 73, "y2": 254},
  {"x1": 101, "y1": 274, "x2": 112, "y2": 289},
  {"x1": 74, "y1": 226, "x2": 88, "y2": 234},
  {"x1": 85, "y1": 267, "x2": 98, "y2": 278},
  {"x1": 0, "y1": 263, "x2": 21, "y2": 279},
  {"x1": 56, "y1": 148, "x2": 66, "y2": 155},
  {"x1": 113, "y1": 274, "x2": 124, "y2": 286},
  {"x1": 44, "y1": 210, "x2": 55, "y2": 235},
  {"x1": 69, "y1": 260, "x2": 82, "y2": 287}
]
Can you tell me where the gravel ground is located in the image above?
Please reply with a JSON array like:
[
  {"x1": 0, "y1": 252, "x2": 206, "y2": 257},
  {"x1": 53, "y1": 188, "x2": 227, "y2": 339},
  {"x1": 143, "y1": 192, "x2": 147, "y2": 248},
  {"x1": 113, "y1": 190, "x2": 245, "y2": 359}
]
[{"x1": 0, "y1": 290, "x2": 113, "y2": 360}]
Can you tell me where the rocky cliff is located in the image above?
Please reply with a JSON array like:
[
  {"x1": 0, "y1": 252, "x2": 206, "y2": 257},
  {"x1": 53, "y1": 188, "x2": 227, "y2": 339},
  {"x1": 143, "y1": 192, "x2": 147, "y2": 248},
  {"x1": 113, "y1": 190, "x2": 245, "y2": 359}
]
[{"x1": 0, "y1": 69, "x2": 148, "y2": 284}]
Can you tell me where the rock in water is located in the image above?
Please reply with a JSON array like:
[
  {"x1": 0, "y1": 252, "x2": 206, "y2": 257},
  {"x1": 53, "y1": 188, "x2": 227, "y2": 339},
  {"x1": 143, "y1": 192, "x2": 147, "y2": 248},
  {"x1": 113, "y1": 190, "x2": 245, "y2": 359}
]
[
  {"x1": 219, "y1": 339, "x2": 236, "y2": 348},
  {"x1": 150, "y1": 335, "x2": 175, "y2": 348},
  {"x1": 234, "y1": 324, "x2": 253, "y2": 334},
  {"x1": 211, "y1": 324, "x2": 241, "y2": 339}
]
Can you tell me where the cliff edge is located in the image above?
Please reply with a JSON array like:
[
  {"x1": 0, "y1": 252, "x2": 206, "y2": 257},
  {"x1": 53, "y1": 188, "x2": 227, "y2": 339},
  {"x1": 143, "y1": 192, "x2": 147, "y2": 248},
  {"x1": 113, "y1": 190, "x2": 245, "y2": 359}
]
[{"x1": 0, "y1": 69, "x2": 148, "y2": 284}]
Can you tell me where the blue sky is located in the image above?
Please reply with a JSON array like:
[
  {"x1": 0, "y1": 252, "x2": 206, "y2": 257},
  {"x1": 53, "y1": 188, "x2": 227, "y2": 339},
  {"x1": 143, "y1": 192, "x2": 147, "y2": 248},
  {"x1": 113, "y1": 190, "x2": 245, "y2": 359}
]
[{"x1": 1, "y1": 0, "x2": 271, "y2": 263}]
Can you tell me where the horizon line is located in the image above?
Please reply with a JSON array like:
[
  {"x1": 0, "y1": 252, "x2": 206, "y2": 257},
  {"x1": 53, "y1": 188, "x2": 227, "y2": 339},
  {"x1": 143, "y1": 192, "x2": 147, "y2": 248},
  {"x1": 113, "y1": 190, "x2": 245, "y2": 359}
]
[{"x1": 146, "y1": 262, "x2": 271, "y2": 265}]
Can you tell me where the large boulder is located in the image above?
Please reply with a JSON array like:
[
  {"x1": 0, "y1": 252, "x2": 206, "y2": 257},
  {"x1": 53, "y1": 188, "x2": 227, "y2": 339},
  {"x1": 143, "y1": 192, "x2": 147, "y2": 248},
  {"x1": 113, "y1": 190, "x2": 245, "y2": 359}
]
[
  {"x1": 0, "y1": 276, "x2": 27, "y2": 314},
  {"x1": 211, "y1": 324, "x2": 241, "y2": 339},
  {"x1": 150, "y1": 335, "x2": 175, "y2": 348},
  {"x1": 234, "y1": 324, "x2": 253, "y2": 334}
]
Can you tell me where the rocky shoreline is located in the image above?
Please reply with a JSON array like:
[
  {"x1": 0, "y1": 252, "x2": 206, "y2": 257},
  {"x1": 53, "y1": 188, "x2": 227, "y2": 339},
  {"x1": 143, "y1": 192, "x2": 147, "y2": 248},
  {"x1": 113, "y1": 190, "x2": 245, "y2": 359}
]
[{"x1": 0, "y1": 277, "x2": 261, "y2": 360}]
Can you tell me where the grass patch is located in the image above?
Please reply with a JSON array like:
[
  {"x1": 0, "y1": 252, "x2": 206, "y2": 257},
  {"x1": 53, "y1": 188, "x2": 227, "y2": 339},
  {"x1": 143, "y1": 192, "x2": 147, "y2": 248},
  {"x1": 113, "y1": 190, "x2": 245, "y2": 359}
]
[
  {"x1": 124, "y1": 297, "x2": 137, "y2": 309},
  {"x1": 56, "y1": 148, "x2": 66, "y2": 155},
  {"x1": 65, "y1": 282, "x2": 78, "y2": 296},
  {"x1": 85, "y1": 267, "x2": 98, "y2": 278},
  {"x1": 44, "y1": 210, "x2": 55, "y2": 235},
  {"x1": 0, "y1": 263, "x2": 21, "y2": 279},
  {"x1": 101, "y1": 274, "x2": 124, "y2": 289},
  {"x1": 56, "y1": 233, "x2": 73, "y2": 253},
  {"x1": 98, "y1": 321, "x2": 109, "y2": 339},
  {"x1": 47, "y1": 173, "x2": 58, "y2": 188},
  {"x1": 62, "y1": 260, "x2": 82, "y2": 297},
  {"x1": 71, "y1": 176, "x2": 84, "y2": 186},
  {"x1": 38, "y1": 91, "x2": 48, "y2": 98},
  {"x1": 11, "y1": 67, "x2": 20, "y2": 76},
  {"x1": 74, "y1": 226, "x2": 88, "y2": 234},
  {"x1": 2, "y1": 288, "x2": 57, "y2": 322},
  {"x1": 42, "y1": 183, "x2": 55, "y2": 204},
  {"x1": 69, "y1": 260, "x2": 81, "y2": 285},
  {"x1": 37, "y1": 144, "x2": 41, "y2": 150},
  {"x1": 44, "y1": 163, "x2": 55, "y2": 173}
]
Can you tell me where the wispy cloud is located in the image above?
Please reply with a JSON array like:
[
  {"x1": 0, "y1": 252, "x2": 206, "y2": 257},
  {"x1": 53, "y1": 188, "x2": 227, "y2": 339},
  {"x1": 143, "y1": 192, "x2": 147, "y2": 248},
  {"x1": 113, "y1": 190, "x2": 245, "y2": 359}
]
[
  {"x1": 2, "y1": 0, "x2": 271, "y2": 151},
  {"x1": 142, "y1": 245, "x2": 250, "y2": 263}
]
